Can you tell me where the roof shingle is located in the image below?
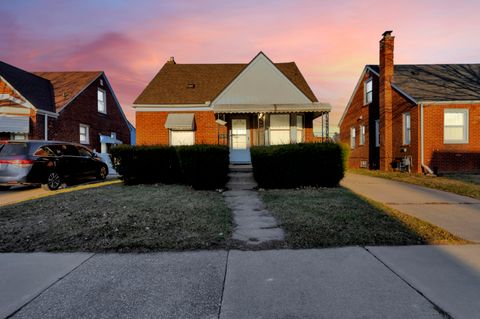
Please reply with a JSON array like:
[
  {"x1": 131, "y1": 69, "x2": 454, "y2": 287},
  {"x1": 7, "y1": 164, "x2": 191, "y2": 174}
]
[
  {"x1": 367, "y1": 64, "x2": 480, "y2": 102},
  {"x1": 134, "y1": 61, "x2": 318, "y2": 105}
]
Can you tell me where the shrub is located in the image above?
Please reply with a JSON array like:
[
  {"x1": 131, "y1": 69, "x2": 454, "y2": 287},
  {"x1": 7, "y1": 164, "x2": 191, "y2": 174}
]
[
  {"x1": 176, "y1": 144, "x2": 230, "y2": 190},
  {"x1": 250, "y1": 142, "x2": 347, "y2": 188},
  {"x1": 110, "y1": 145, "x2": 180, "y2": 185},
  {"x1": 110, "y1": 144, "x2": 229, "y2": 189}
]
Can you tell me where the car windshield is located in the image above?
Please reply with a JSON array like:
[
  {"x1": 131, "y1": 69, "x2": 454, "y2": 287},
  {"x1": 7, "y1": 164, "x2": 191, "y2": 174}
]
[{"x1": 0, "y1": 143, "x2": 28, "y2": 156}]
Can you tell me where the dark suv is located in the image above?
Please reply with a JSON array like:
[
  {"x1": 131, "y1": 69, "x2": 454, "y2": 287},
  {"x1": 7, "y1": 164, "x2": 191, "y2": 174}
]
[{"x1": 0, "y1": 140, "x2": 108, "y2": 190}]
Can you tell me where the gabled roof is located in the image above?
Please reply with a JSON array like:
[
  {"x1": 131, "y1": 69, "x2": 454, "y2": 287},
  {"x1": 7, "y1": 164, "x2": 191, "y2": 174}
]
[
  {"x1": 367, "y1": 64, "x2": 480, "y2": 102},
  {"x1": 134, "y1": 56, "x2": 318, "y2": 105},
  {"x1": 33, "y1": 71, "x2": 102, "y2": 111},
  {"x1": 0, "y1": 61, "x2": 55, "y2": 112}
]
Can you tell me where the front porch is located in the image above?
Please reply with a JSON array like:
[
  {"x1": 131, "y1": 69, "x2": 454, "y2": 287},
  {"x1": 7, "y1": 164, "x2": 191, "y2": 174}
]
[{"x1": 215, "y1": 111, "x2": 330, "y2": 164}]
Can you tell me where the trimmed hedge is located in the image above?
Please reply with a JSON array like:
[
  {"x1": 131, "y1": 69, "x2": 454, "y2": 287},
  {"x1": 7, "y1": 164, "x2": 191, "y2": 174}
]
[
  {"x1": 250, "y1": 143, "x2": 348, "y2": 188},
  {"x1": 110, "y1": 144, "x2": 229, "y2": 190},
  {"x1": 177, "y1": 145, "x2": 230, "y2": 190},
  {"x1": 110, "y1": 145, "x2": 180, "y2": 185}
]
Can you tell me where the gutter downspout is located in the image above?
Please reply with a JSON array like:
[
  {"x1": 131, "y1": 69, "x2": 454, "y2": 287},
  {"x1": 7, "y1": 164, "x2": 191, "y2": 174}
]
[
  {"x1": 420, "y1": 103, "x2": 434, "y2": 175},
  {"x1": 44, "y1": 114, "x2": 48, "y2": 141}
]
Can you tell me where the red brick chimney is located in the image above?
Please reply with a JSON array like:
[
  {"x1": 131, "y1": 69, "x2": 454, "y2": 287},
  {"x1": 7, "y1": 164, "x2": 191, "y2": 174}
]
[
  {"x1": 167, "y1": 56, "x2": 176, "y2": 64},
  {"x1": 379, "y1": 31, "x2": 394, "y2": 171}
]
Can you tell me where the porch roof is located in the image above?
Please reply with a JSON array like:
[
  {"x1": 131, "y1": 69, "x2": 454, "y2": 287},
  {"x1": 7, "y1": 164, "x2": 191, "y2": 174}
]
[{"x1": 212, "y1": 102, "x2": 331, "y2": 114}]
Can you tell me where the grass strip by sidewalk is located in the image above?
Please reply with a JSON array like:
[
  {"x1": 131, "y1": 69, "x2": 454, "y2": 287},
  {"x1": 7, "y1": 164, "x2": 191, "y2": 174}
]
[
  {"x1": 0, "y1": 184, "x2": 231, "y2": 252},
  {"x1": 260, "y1": 187, "x2": 468, "y2": 248},
  {"x1": 350, "y1": 169, "x2": 480, "y2": 200}
]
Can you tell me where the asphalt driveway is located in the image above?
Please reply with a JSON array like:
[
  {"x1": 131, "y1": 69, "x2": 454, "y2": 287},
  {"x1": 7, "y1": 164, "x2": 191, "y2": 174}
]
[{"x1": 341, "y1": 173, "x2": 480, "y2": 242}]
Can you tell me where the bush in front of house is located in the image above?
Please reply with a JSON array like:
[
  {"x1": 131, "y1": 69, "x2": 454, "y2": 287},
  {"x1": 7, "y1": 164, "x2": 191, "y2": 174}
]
[
  {"x1": 250, "y1": 142, "x2": 347, "y2": 188},
  {"x1": 110, "y1": 145, "x2": 180, "y2": 185},
  {"x1": 176, "y1": 144, "x2": 230, "y2": 190},
  {"x1": 110, "y1": 144, "x2": 230, "y2": 189}
]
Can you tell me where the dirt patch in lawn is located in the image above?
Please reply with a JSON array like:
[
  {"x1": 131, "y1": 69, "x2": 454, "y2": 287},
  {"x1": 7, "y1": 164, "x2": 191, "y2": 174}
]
[
  {"x1": 260, "y1": 187, "x2": 468, "y2": 248},
  {"x1": 0, "y1": 184, "x2": 231, "y2": 252}
]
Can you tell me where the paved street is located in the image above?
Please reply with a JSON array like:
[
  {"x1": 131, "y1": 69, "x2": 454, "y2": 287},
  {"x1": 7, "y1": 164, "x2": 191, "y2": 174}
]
[
  {"x1": 341, "y1": 173, "x2": 480, "y2": 242},
  {"x1": 2, "y1": 246, "x2": 480, "y2": 318}
]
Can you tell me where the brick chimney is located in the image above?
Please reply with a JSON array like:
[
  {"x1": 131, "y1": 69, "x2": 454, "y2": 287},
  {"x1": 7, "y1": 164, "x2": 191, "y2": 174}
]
[
  {"x1": 379, "y1": 31, "x2": 394, "y2": 171},
  {"x1": 167, "y1": 56, "x2": 176, "y2": 64}
]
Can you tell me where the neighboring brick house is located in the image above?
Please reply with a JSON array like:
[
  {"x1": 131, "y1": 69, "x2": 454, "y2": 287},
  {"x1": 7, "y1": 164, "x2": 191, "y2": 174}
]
[
  {"x1": 134, "y1": 52, "x2": 331, "y2": 163},
  {"x1": 339, "y1": 31, "x2": 480, "y2": 174},
  {"x1": 0, "y1": 61, "x2": 131, "y2": 152}
]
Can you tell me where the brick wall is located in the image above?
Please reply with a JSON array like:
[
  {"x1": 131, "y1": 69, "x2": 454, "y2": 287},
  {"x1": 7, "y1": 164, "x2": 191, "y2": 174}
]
[
  {"x1": 48, "y1": 75, "x2": 130, "y2": 151},
  {"x1": 423, "y1": 103, "x2": 480, "y2": 173},
  {"x1": 136, "y1": 111, "x2": 227, "y2": 145}
]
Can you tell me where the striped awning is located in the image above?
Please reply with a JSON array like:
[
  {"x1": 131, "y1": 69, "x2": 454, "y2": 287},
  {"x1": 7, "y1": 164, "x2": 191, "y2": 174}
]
[
  {"x1": 212, "y1": 103, "x2": 331, "y2": 113},
  {"x1": 164, "y1": 113, "x2": 195, "y2": 130},
  {"x1": 0, "y1": 115, "x2": 30, "y2": 133}
]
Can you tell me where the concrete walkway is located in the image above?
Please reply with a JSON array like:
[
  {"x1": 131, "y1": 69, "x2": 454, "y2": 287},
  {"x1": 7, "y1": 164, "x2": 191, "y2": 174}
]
[
  {"x1": 5, "y1": 246, "x2": 480, "y2": 318},
  {"x1": 341, "y1": 173, "x2": 480, "y2": 242},
  {"x1": 223, "y1": 166, "x2": 284, "y2": 246}
]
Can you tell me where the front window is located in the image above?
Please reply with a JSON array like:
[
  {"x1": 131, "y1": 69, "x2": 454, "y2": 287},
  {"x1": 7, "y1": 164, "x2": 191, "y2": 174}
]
[
  {"x1": 350, "y1": 127, "x2": 356, "y2": 149},
  {"x1": 403, "y1": 112, "x2": 411, "y2": 145},
  {"x1": 170, "y1": 131, "x2": 194, "y2": 146},
  {"x1": 270, "y1": 114, "x2": 291, "y2": 145},
  {"x1": 359, "y1": 125, "x2": 365, "y2": 145},
  {"x1": 296, "y1": 115, "x2": 304, "y2": 143},
  {"x1": 444, "y1": 109, "x2": 468, "y2": 144},
  {"x1": 365, "y1": 78, "x2": 373, "y2": 104},
  {"x1": 79, "y1": 124, "x2": 89, "y2": 144},
  {"x1": 98, "y1": 88, "x2": 106, "y2": 114}
]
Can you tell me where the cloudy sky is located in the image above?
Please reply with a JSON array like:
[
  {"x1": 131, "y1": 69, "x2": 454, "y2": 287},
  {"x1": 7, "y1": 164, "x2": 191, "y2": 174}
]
[{"x1": 2, "y1": 0, "x2": 479, "y2": 129}]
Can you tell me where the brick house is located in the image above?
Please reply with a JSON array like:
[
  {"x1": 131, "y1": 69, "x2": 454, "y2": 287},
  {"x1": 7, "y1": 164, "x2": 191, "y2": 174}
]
[
  {"x1": 134, "y1": 52, "x2": 331, "y2": 163},
  {"x1": 0, "y1": 61, "x2": 131, "y2": 153},
  {"x1": 339, "y1": 31, "x2": 480, "y2": 174}
]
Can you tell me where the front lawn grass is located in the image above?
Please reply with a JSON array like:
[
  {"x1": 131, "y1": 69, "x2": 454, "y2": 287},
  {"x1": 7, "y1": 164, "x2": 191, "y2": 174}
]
[
  {"x1": 0, "y1": 184, "x2": 231, "y2": 252},
  {"x1": 350, "y1": 169, "x2": 480, "y2": 200},
  {"x1": 260, "y1": 187, "x2": 467, "y2": 248}
]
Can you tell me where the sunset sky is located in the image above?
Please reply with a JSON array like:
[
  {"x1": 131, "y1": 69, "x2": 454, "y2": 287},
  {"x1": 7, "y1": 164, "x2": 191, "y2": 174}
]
[{"x1": 2, "y1": 0, "x2": 479, "y2": 130}]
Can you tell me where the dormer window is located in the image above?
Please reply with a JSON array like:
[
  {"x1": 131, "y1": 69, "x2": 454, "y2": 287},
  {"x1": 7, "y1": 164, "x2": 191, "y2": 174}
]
[
  {"x1": 98, "y1": 88, "x2": 106, "y2": 114},
  {"x1": 364, "y1": 78, "x2": 373, "y2": 104}
]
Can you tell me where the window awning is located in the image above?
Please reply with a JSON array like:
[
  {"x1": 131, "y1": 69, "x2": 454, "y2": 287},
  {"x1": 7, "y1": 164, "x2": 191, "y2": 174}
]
[
  {"x1": 164, "y1": 113, "x2": 195, "y2": 130},
  {"x1": 0, "y1": 115, "x2": 30, "y2": 133},
  {"x1": 212, "y1": 103, "x2": 331, "y2": 113}
]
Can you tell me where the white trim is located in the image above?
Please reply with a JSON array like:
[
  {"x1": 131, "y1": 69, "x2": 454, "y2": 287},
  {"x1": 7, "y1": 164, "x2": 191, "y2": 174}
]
[
  {"x1": 212, "y1": 52, "x2": 314, "y2": 106},
  {"x1": 102, "y1": 75, "x2": 133, "y2": 131},
  {"x1": 79, "y1": 123, "x2": 90, "y2": 145},
  {"x1": 133, "y1": 103, "x2": 210, "y2": 108},
  {"x1": 0, "y1": 76, "x2": 37, "y2": 110},
  {"x1": 57, "y1": 73, "x2": 102, "y2": 113},
  {"x1": 338, "y1": 67, "x2": 368, "y2": 127},
  {"x1": 97, "y1": 87, "x2": 107, "y2": 114},
  {"x1": 36, "y1": 109, "x2": 59, "y2": 118},
  {"x1": 420, "y1": 100, "x2": 480, "y2": 105},
  {"x1": 443, "y1": 108, "x2": 469, "y2": 144},
  {"x1": 135, "y1": 106, "x2": 213, "y2": 112}
]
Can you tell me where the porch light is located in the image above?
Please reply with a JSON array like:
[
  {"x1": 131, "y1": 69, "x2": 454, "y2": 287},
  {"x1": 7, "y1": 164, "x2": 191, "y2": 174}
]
[{"x1": 215, "y1": 119, "x2": 227, "y2": 126}]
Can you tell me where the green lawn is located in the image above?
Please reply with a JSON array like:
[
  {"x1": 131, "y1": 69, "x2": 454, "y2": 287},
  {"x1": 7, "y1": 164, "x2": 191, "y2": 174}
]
[
  {"x1": 0, "y1": 184, "x2": 231, "y2": 252},
  {"x1": 350, "y1": 169, "x2": 480, "y2": 200},
  {"x1": 260, "y1": 187, "x2": 467, "y2": 248}
]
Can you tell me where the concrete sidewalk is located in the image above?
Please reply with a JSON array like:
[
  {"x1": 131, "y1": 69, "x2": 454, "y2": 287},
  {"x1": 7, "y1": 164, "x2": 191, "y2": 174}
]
[
  {"x1": 341, "y1": 173, "x2": 480, "y2": 242},
  {"x1": 3, "y1": 246, "x2": 479, "y2": 318}
]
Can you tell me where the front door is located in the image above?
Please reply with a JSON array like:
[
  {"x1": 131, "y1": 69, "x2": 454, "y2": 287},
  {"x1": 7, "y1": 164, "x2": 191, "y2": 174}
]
[{"x1": 229, "y1": 118, "x2": 251, "y2": 164}]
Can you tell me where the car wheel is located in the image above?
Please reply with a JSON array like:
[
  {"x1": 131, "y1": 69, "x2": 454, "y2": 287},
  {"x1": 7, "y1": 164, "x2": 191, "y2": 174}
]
[
  {"x1": 45, "y1": 171, "x2": 62, "y2": 190},
  {"x1": 97, "y1": 166, "x2": 108, "y2": 180}
]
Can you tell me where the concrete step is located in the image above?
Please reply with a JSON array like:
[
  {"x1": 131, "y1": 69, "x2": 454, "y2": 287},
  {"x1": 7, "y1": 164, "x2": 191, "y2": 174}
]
[{"x1": 229, "y1": 164, "x2": 253, "y2": 173}]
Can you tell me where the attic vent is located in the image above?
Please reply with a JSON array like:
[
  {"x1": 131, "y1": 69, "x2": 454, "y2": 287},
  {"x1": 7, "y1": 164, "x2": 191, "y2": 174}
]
[
  {"x1": 63, "y1": 92, "x2": 69, "y2": 99},
  {"x1": 187, "y1": 83, "x2": 195, "y2": 89}
]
